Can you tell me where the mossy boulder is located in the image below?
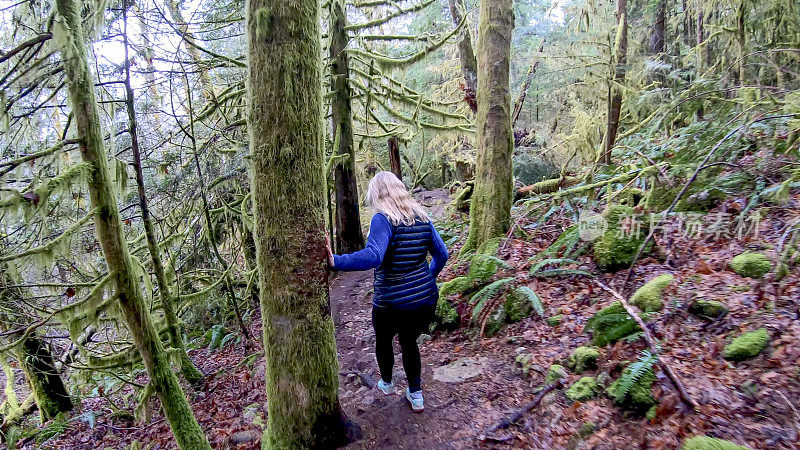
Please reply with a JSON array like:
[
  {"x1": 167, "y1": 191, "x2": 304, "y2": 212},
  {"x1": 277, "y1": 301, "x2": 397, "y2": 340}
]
[
  {"x1": 566, "y1": 377, "x2": 599, "y2": 402},
  {"x1": 585, "y1": 301, "x2": 646, "y2": 346},
  {"x1": 434, "y1": 298, "x2": 460, "y2": 330},
  {"x1": 566, "y1": 346, "x2": 600, "y2": 373},
  {"x1": 439, "y1": 276, "x2": 474, "y2": 298},
  {"x1": 483, "y1": 305, "x2": 507, "y2": 337},
  {"x1": 728, "y1": 252, "x2": 772, "y2": 279},
  {"x1": 545, "y1": 364, "x2": 568, "y2": 384},
  {"x1": 630, "y1": 274, "x2": 673, "y2": 312},
  {"x1": 593, "y1": 205, "x2": 649, "y2": 272},
  {"x1": 682, "y1": 436, "x2": 750, "y2": 450},
  {"x1": 547, "y1": 314, "x2": 563, "y2": 327},
  {"x1": 723, "y1": 328, "x2": 770, "y2": 361},
  {"x1": 606, "y1": 365, "x2": 656, "y2": 411},
  {"x1": 504, "y1": 290, "x2": 533, "y2": 323},
  {"x1": 468, "y1": 237, "x2": 503, "y2": 281},
  {"x1": 688, "y1": 300, "x2": 728, "y2": 319}
]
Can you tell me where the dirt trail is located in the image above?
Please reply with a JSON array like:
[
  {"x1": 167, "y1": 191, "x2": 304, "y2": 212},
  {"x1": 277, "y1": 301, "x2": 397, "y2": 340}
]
[{"x1": 330, "y1": 269, "x2": 530, "y2": 449}]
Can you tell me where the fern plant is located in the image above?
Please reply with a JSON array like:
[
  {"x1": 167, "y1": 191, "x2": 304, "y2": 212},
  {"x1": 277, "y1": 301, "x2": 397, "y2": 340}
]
[
  {"x1": 513, "y1": 286, "x2": 544, "y2": 316},
  {"x1": 607, "y1": 350, "x2": 658, "y2": 405}
]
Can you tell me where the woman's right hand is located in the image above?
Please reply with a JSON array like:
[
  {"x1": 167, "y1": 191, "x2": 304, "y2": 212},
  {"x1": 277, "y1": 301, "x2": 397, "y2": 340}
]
[{"x1": 325, "y1": 235, "x2": 335, "y2": 267}]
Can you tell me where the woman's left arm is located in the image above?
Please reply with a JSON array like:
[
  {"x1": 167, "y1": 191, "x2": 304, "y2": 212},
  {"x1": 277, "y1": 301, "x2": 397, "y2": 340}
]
[
  {"x1": 331, "y1": 214, "x2": 392, "y2": 271},
  {"x1": 428, "y1": 222, "x2": 449, "y2": 278}
]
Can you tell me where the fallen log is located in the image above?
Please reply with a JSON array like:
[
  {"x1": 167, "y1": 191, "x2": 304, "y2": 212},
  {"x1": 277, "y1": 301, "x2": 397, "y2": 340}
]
[
  {"x1": 515, "y1": 175, "x2": 580, "y2": 199},
  {"x1": 594, "y1": 280, "x2": 698, "y2": 410}
]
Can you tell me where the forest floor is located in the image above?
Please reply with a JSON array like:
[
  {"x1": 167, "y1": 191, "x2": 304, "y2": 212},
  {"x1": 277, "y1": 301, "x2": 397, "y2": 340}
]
[{"x1": 30, "y1": 189, "x2": 800, "y2": 449}]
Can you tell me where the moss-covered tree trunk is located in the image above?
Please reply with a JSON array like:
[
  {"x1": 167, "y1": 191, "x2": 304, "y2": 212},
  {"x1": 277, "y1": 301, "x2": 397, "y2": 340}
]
[
  {"x1": 246, "y1": 0, "x2": 355, "y2": 447},
  {"x1": 53, "y1": 0, "x2": 210, "y2": 447},
  {"x1": 122, "y1": 7, "x2": 203, "y2": 384},
  {"x1": 329, "y1": 0, "x2": 365, "y2": 254},
  {"x1": 448, "y1": 0, "x2": 478, "y2": 112},
  {"x1": 462, "y1": 0, "x2": 514, "y2": 254},
  {"x1": 0, "y1": 269, "x2": 73, "y2": 422},
  {"x1": 16, "y1": 336, "x2": 73, "y2": 421},
  {"x1": 166, "y1": 0, "x2": 216, "y2": 103},
  {"x1": 602, "y1": 0, "x2": 628, "y2": 164},
  {"x1": 649, "y1": 0, "x2": 665, "y2": 54}
]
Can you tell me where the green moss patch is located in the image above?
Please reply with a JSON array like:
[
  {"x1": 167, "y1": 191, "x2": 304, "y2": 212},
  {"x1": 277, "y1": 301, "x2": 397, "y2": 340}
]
[
  {"x1": 682, "y1": 436, "x2": 750, "y2": 450},
  {"x1": 566, "y1": 377, "x2": 599, "y2": 401},
  {"x1": 593, "y1": 205, "x2": 649, "y2": 272},
  {"x1": 545, "y1": 364, "x2": 568, "y2": 384},
  {"x1": 566, "y1": 346, "x2": 600, "y2": 373},
  {"x1": 434, "y1": 298, "x2": 460, "y2": 330},
  {"x1": 547, "y1": 314, "x2": 563, "y2": 326},
  {"x1": 439, "y1": 276, "x2": 475, "y2": 298},
  {"x1": 723, "y1": 328, "x2": 770, "y2": 361},
  {"x1": 728, "y1": 252, "x2": 772, "y2": 279},
  {"x1": 688, "y1": 300, "x2": 728, "y2": 319},
  {"x1": 468, "y1": 237, "x2": 503, "y2": 281},
  {"x1": 585, "y1": 301, "x2": 647, "y2": 346},
  {"x1": 504, "y1": 289, "x2": 533, "y2": 322},
  {"x1": 630, "y1": 274, "x2": 673, "y2": 312}
]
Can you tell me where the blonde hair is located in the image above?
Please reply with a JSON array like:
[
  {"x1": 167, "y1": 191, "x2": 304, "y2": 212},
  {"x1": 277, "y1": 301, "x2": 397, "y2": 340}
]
[{"x1": 366, "y1": 171, "x2": 429, "y2": 226}]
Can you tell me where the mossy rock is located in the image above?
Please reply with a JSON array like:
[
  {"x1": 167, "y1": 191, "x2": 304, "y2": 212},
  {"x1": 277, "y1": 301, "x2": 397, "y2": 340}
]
[
  {"x1": 468, "y1": 237, "x2": 503, "y2": 281},
  {"x1": 606, "y1": 365, "x2": 656, "y2": 410},
  {"x1": 630, "y1": 274, "x2": 673, "y2": 312},
  {"x1": 593, "y1": 205, "x2": 649, "y2": 272},
  {"x1": 688, "y1": 300, "x2": 728, "y2": 319},
  {"x1": 547, "y1": 314, "x2": 563, "y2": 327},
  {"x1": 504, "y1": 290, "x2": 533, "y2": 323},
  {"x1": 682, "y1": 436, "x2": 750, "y2": 450},
  {"x1": 483, "y1": 305, "x2": 507, "y2": 337},
  {"x1": 566, "y1": 346, "x2": 600, "y2": 373},
  {"x1": 439, "y1": 276, "x2": 474, "y2": 298},
  {"x1": 545, "y1": 364, "x2": 568, "y2": 384},
  {"x1": 434, "y1": 298, "x2": 460, "y2": 331},
  {"x1": 515, "y1": 353, "x2": 535, "y2": 376},
  {"x1": 723, "y1": 328, "x2": 770, "y2": 361},
  {"x1": 566, "y1": 377, "x2": 599, "y2": 402},
  {"x1": 728, "y1": 252, "x2": 772, "y2": 279},
  {"x1": 585, "y1": 301, "x2": 647, "y2": 347}
]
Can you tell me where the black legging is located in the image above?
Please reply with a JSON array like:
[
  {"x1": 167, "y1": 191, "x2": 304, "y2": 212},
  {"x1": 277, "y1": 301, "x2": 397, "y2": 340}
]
[{"x1": 372, "y1": 304, "x2": 435, "y2": 393}]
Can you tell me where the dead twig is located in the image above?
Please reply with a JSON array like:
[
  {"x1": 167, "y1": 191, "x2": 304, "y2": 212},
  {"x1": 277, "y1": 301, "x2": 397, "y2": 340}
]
[
  {"x1": 480, "y1": 379, "x2": 563, "y2": 441},
  {"x1": 594, "y1": 280, "x2": 698, "y2": 410}
]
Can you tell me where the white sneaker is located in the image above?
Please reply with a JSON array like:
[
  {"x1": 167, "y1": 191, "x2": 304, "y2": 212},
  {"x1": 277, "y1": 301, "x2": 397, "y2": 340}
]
[
  {"x1": 377, "y1": 379, "x2": 395, "y2": 395},
  {"x1": 405, "y1": 388, "x2": 424, "y2": 412}
]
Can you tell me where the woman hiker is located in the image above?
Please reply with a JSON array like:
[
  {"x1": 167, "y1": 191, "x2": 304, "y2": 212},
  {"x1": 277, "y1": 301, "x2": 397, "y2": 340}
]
[{"x1": 326, "y1": 171, "x2": 449, "y2": 413}]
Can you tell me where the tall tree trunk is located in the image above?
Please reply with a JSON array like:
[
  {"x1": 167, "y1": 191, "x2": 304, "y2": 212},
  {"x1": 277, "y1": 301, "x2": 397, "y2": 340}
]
[
  {"x1": 0, "y1": 268, "x2": 73, "y2": 423},
  {"x1": 602, "y1": 0, "x2": 628, "y2": 164},
  {"x1": 165, "y1": 0, "x2": 216, "y2": 103},
  {"x1": 122, "y1": 7, "x2": 203, "y2": 384},
  {"x1": 512, "y1": 40, "x2": 545, "y2": 128},
  {"x1": 448, "y1": 0, "x2": 478, "y2": 112},
  {"x1": 462, "y1": 0, "x2": 514, "y2": 253},
  {"x1": 649, "y1": 0, "x2": 665, "y2": 54},
  {"x1": 329, "y1": 0, "x2": 365, "y2": 254},
  {"x1": 388, "y1": 136, "x2": 402, "y2": 180},
  {"x1": 246, "y1": 0, "x2": 357, "y2": 447},
  {"x1": 53, "y1": 0, "x2": 211, "y2": 448},
  {"x1": 696, "y1": 9, "x2": 706, "y2": 119}
]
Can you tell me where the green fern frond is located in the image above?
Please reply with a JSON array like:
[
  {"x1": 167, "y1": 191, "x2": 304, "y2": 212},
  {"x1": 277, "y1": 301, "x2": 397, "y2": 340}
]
[
  {"x1": 611, "y1": 350, "x2": 657, "y2": 402},
  {"x1": 532, "y1": 268, "x2": 594, "y2": 278},
  {"x1": 472, "y1": 253, "x2": 511, "y2": 269},
  {"x1": 529, "y1": 258, "x2": 579, "y2": 274},
  {"x1": 470, "y1": 277, "x2": 514, "y2": 320},
  {"x1": 514, "y1": 286, "x2": 544, "y2": 316}
]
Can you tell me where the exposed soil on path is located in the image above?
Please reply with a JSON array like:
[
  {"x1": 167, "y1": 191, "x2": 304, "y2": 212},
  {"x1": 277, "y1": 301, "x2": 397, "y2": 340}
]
[{"x1": 330, "y1": 269, "x2": 528, "y2": 450}]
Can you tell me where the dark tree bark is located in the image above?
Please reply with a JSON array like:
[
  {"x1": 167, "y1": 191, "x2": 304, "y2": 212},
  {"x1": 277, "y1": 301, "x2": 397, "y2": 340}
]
[
  {"x1": 512, "y1": 40, "x2": 545, "y2": 128},
  {"x1": 329, "y1": 0, "x2": 365, "y2": 254},
  {"x1": 448, "y1": 0, "x2": 478, "y2": 112},
  {"x1": 602, "y1": 0, "x2": 628, "y2": 164},
  {"x1": 462, "y1": 0, "x2": 514, "y2": 253},
  {"x1": 649, "y1": 0, "x2": 665, "y2": 54},
  {"x1": 388, "y1": 136, "x2": 402, "y2": 180},
  {"x1": 246, "y1": 0, "x2": 359, "y2": 446},
  {"x1": 16, "y1": 336, "x2": 73, "y2": 421}
]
